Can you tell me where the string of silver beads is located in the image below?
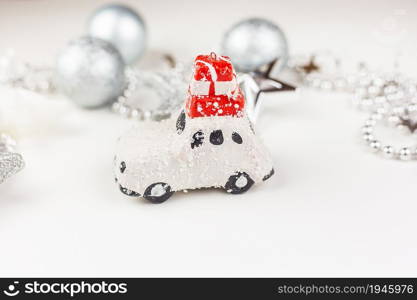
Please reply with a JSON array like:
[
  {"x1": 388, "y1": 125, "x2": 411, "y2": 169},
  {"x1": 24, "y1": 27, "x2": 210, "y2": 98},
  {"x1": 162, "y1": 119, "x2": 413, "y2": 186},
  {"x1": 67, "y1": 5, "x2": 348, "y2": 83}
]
[
  {"x1": 362, "y1": 106, "x2": 417, "y2": 161},
  {"x1": 293, "y1": 54, "x2": 417, "y2": 162},
  {"x1": 0, "y1": 52, "x2": 55, "y2": 94}
]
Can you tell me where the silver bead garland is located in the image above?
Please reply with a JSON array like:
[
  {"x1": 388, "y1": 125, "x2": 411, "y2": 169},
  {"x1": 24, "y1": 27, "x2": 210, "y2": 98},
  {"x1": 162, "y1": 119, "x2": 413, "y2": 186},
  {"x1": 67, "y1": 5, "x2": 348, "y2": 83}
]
[
  {"x1": 361, "y1": 107, "x2": 417, "y2": 161},
  {"x1": 291, "y1": 54, "x2": 417, "y2": 161},
  {"x1": 357, "y1": 75, "x2": 417, "y2": 161},
  {"x1": 0, "y1": 51, "x2": 55, "y2": 93}
]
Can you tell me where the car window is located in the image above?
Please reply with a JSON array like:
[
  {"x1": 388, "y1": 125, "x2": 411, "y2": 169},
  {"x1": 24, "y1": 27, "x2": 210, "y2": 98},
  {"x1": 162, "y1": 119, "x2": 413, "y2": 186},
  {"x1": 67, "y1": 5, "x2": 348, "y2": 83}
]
[
  {"x1": 210, "y1": 130, "x2": 224, "y2": 145},
  {"x1": 119, "y1": 161, "x2": 126, "y2": 173},
  {"x1": 176, "y1": 110, "x2": 186, "y2": 134},
  {"x1": 249, "y1": 120, "x2": 255, "y2": 134},
  {"x1": 232, "y1": 132, "x2": 243, "y2": 144},
  {"x1": 191, "y1": 130, "x2": 204, "y2": 149}
]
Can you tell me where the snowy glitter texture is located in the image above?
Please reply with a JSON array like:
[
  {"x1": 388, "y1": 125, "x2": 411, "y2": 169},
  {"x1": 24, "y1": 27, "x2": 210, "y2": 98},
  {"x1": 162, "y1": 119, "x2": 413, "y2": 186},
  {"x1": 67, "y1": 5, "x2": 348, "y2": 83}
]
[
  {"x1": 114, "y1": 53, "x2": 274, "y2": 203},
  {"x1": 0, "y1": 134, "x2": 24, "y2": 184}
]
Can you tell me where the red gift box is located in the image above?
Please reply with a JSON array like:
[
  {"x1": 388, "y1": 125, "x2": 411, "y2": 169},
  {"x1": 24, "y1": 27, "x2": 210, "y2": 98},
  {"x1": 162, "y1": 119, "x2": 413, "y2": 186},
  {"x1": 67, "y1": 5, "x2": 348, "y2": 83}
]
[{"x1": 186, "y1": 53, "x2": 245, "y2": 118}]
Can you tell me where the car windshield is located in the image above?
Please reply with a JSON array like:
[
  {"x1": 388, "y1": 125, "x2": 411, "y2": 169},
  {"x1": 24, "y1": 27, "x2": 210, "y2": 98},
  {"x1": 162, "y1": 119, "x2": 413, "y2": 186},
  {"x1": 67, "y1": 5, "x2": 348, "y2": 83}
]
[{"x1": 176, "y1": 110, "x2": 186, "y2": 134}]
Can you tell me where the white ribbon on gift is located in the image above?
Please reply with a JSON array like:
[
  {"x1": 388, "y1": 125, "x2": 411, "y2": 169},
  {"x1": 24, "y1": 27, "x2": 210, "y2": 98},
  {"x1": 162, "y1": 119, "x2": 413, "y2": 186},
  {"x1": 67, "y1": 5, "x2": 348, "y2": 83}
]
[{"x1": 189, "y1": 79, "x2": 238, "y2": 96}]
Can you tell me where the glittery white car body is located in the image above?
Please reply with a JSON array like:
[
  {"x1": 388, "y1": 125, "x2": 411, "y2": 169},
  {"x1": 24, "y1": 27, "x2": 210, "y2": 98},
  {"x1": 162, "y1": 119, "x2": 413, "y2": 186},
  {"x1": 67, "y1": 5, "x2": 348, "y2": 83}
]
[{"x1": 114, "y1": 110, "x2": 274, "y2": 203}]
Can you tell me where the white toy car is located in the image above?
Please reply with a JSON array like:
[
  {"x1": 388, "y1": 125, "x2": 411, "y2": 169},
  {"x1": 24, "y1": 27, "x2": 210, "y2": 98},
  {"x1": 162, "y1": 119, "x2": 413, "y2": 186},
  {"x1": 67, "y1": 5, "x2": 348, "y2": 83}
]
[
  {"x1": 114, "y1": 53, "x2": 274, "y2": 203},
  {"x1": 115, "y1": 110, "x2": 274, "y2": 203}
]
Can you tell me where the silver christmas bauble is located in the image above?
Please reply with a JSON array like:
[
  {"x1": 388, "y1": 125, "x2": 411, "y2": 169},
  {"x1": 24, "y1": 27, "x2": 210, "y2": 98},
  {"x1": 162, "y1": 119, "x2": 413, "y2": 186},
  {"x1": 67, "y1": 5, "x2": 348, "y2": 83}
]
[
  {"x1": 55, "y1": 36, "x2": 126, "y2": 108},
  {"x1": 221, "y1": 18, "x2": 288, "y2": 72},
  {"x1": 87, "y1": 4, "x2": 146, "y2": 64}
]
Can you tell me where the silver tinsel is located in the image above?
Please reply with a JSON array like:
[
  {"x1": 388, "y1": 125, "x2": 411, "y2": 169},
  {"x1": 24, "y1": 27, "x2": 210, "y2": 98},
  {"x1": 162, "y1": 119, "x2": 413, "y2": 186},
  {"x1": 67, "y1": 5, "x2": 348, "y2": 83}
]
[
  {"x1": 55, "y1": 36, "x2": 126, "y2": 108},
  {"x1": 222, "y1": 18, "x2": 288, "y2": 72},
  {"x1": 87, "y1": 4, "x2": 146, "y2": 64},
  {"x1": 113, "y1": 65, "x2": 188, "y2": 121},
  {"x1": 0, "y1": 50, "x2": 54, "y2": 93},
  {"x1": 0, "y1": 134, "x2": 24, "y2": 184}
]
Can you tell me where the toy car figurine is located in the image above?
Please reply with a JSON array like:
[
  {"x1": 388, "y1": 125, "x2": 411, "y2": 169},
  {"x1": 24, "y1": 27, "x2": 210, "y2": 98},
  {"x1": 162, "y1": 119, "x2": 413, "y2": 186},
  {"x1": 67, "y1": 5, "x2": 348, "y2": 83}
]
[{"x1": 114, "y1": 53, "x2": 274, "y2": 203}]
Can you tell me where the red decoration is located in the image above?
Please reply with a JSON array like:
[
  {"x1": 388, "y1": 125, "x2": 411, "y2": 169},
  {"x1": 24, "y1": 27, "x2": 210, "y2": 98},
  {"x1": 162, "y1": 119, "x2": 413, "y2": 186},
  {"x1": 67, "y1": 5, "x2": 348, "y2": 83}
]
[{"x1": 186, "y1": 53, "x2": 245, "y2": 118}]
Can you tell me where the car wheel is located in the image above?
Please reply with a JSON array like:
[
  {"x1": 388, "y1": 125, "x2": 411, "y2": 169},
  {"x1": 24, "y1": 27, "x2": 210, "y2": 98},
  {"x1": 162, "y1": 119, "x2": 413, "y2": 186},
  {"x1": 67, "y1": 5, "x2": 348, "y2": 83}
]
[
  {"x1": 224, "y1": 172, "x2": 254, "y2": 194},
  {"x1": 119, "y1": 184, "x2": 140, "y2": 197},
  {"x1": 262, "y1": 168, "x2": 275, "y2": 181},
  {"x1": 143, "y1": 182, "x2": 175, "y2": 203}
]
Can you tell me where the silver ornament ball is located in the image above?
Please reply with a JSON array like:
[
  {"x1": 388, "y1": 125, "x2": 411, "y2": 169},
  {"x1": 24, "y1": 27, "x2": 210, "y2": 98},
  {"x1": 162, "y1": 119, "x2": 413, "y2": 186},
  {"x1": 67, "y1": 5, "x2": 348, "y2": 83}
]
[
  {"x1": 87, "y1": 4, "x2": 146, "y2": 64},
  {"x1": 55, "y1": 36, "x2": 126, "y2": 108},
  {"x1": 221, "y1": 18, "x2": 288, "y2": 72}
]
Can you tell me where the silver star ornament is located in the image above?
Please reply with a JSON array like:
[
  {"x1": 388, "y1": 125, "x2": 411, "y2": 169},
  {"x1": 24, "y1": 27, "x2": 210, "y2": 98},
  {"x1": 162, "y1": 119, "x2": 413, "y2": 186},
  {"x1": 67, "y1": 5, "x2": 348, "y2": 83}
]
[{"x1": 239, "y1": 59, "x2": 296, "y2": 123}]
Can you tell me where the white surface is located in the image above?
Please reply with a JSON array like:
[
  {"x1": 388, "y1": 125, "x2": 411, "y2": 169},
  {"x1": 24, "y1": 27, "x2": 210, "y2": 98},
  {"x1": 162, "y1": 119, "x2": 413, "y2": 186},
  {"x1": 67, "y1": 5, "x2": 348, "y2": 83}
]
[{"x1": 0, "y1": 0, "x2": 417, "y2": 277}]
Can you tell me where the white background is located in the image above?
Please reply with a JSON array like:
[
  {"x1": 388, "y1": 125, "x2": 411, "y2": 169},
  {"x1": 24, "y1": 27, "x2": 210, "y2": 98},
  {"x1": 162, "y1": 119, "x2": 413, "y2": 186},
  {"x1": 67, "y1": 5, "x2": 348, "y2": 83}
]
[{"x1": 0, "y1": 0, "x2": 416, "y2": 276}]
